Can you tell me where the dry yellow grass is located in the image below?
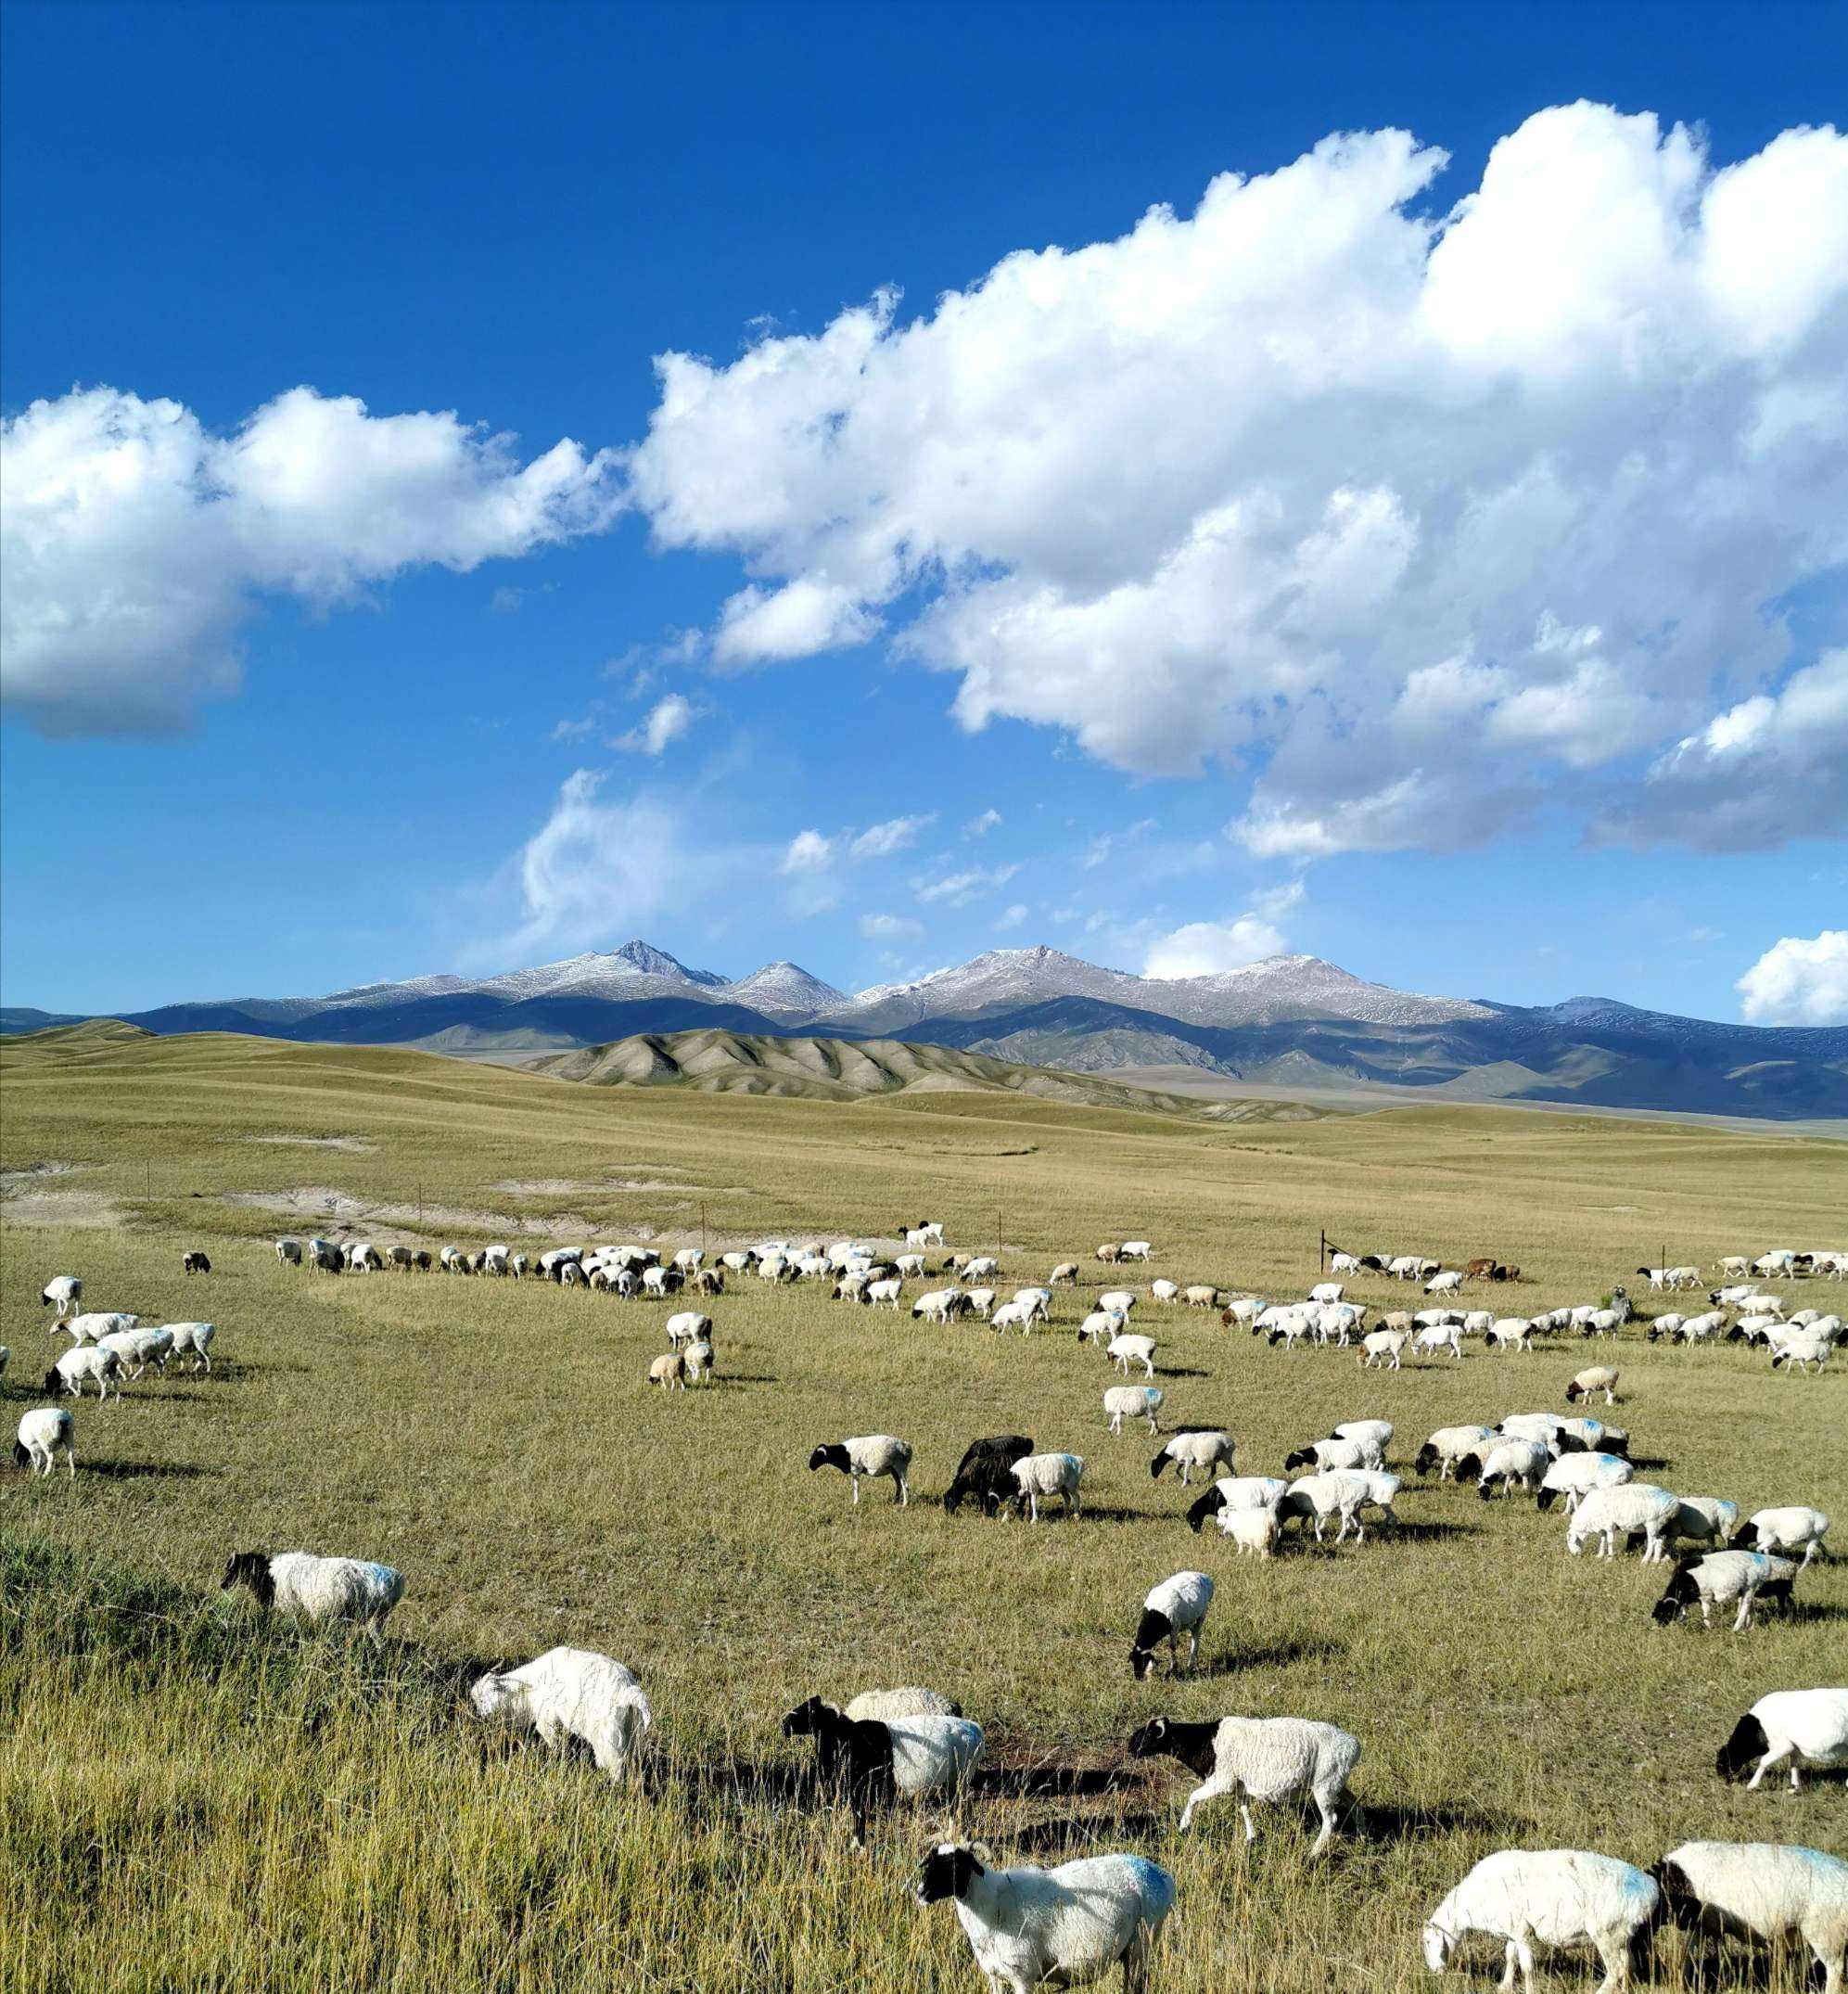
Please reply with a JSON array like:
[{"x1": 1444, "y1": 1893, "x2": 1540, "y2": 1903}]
[{"x1": 2, "y1": 1028, "x2": 1843, "y2": 1993}]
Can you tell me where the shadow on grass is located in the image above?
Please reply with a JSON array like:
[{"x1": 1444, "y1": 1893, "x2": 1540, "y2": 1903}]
[
  {"x1": 1222, "y1": 1635, "x2": 1345, "y2": 1671},
  {"x1": 1349, "y1": 1798, "x2": 1507, "y2": 1842},
  {"x1": 974, "y1": 1763, "x2": 1143, "y2": 1800},
  {"x1": 676, "y1": 1754, "x2": 813, "y2": 1809},
  {"x1": 83, "y1": 1459, "x2": 220, "y2": 1481},
  {"x1": 1153, "y1": 1366, "x2": 1212, "y2": 1380},
  {"x1": 1002, "y1": 1810, "x2": 1163, "y2": 1856},
  {"x1": 1386, "y1": 1520, "x2": 1480, "y2": 1543},
  {"x1": 718, "y1": 1374, "x2": 779, "y2": 1386}
]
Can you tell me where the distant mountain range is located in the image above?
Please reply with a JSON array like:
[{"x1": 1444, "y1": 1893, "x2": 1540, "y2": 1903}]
[{"x1": 6, "y1": 938, "x2": 1844, "y2": 1120}]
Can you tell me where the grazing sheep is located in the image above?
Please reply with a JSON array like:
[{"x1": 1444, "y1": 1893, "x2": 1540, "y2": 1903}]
[
  {"x1": 40, "y1": 1275, "x2": 83, "y2": 1319},
  {"x1": 1653, "y1": 1551, "x2": 1799, "y2": 1630},
  {"x1": 809, "y1": 1436, "x2": 912, "y2": 1506},
  {"x1": 1108, "y1": 1333, "x2": 1157, "y2": 1378},
  {"x1": 913, "y1": 1842, "x2": 1175, "y2": 1994},
  {"x1": 1359, "y1": 1329, "x2": 1409, "y2": 1370},
  {"x1": 846, "y1": 1687, "x2": 963, "y2": 1721},
  {"x1": 182, "y1": 1249, "x2": 210, "y2": 1275},
  {"x1": 1662, "y1": 1496, "x2": 1740, "y2": 1554},
  {"x1": 1128, "y1": 1712, "x2": 1359, "y2": 1853},
  {"x1": 1185, "y1": 1476, "x2": 1288, "y2": 1532},
  {"x1": 942, "y1": 1435, "x2": 1033, "y2": 1516},
  {"x1": 1120, "y1": 1241, "x2": 1154, "y2": 1261},
  {"x1": 664, "y1": 1310, "x2": 711, "y2": 1349},
  {"x1": 1651, "y1": 1841, "x2": 1848, "y2": 1994},
  {"x1": 470, "y1": 1647, "x2": 652, "y2": 1781},
  {"x1": 1534, "y1": 1453, "x2": 1636, "y2": 1513},
  {"x1": 1413, "y1": 1323, "x2": 1463, "y2": 1361},
  {"x1": 648, "y1": 1351, "x2": 687, "y2": 1391},
  {"x1": 1008, "y1": 1451, "x2": 1085, "y2": 1522},
  {"x1": 1771, "y1": 1329, "x2": 1834, "y2": 1373},
  {"x1": 1455, "y1": 1439, "x2": 1550, "y2": 1502},
  {"x1": 100, "y1": 1324, "x2": 174, "y2": 1378},
  {"x1": 783, "y1": 1697, "x2": 984, "y2": 1848},
  {"x1": 14, "y1": 1406, "x2": 76, "y2": 1477},
  {"x1": 1415, "y1": 1425, "x2": 1496, "y2": 1480},
  {"x1": 1732, "y1": 1506, "x2": 1831, "y2": 1566},
  {"x1": 1567, "y1": 1366, "x2": 1621, "y2": 1406},
  {"x1": 1098, "y1": 1289, "x2": 1138, "y2": 1319},
  {"x1": 1150, "y1": 1430, "x2": 1234, "y2": 1485},
  {"x1": 985, "y1": 1301, "x2": 1031, "y2": 1335},
  {"x1": 1561, "y1": 1416, "x2": 1624, "y2": 1455},
  {"x1": 54, "y1": 1310, "x2": 134, "y2": 1348},
  {"x1": 1279, "y1": 1471, "x2": 1400, "y2": 1543},
  {"x1": 274, "y1": 1239, "x2": 303, "y2": 1268},
  {"x1": 1425, "y1": 1271, "x2": 1464, "y2": 1297},
  {"x1": 1566, "y1": 1484, "x2": 1681, "y2": 1560},
  {"x1": 1182, "y1": 1285, "x2": 1226, "y2": 1310},
  {"x1": 1421, "y1": 1849, "x2": 1661, "y2": 1994},
  {"x1": 1105, "y1": 1386, "x2": 1166, "y2": 1436},
  {"x1": 45, "y1": 1347, "x2": 121, "y2": 1401},
  {"x1": 913, "y1": 1289, "x2": 963, "y2": 1325},
  {"x1": 220, "y1": 1551, "x2": 403, "y2": 1642},
  {"x1": 309, "y1": 1239, "x2": 343, "y2": 1272},
  {"x1": 1078, "y1": 1309, "x2": 1123, "y2": 1344},
  {"x1": 682, "y1": 1336, "x2": 714, "y2": 1387},
  {"x1": 1096, "y1": 1244, "x2": 1124, "y2": 1264},
  {"x1": 1330, "y1": 1252, "x2": 1364, "y2": 1274},
  {"x1": 1129, "y1": 1571, "x2": 1214, "y2": 1679},
  {"x1": 962, "y1": 1287, "x2": 996, "y2": 1319},
  {"x1": 1151, "y1": 1279, "x2": 1180, "y2": 1305},
  {"x1": 1714, "y1": 1689, "x2": 1848, "y2": 1791},
  {"x1": 1049, "y1": 1262, "x2": 1079, "y2": 1286}
]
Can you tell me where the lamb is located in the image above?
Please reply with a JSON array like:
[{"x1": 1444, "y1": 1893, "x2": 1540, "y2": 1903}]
[
  {"x1": 1049, "y1": 1262, "x2": 1079, "y2": 1285},
  {"x1": 1652, "y1": 1551, "x2": 1801, "y2": 1630},
  {"x1": 782, "y1": 1696, "x2": 984, "y2": 1847},
  {"x1": 45, "y1": 1346, "x2": 121, "y2": 1401},
  {"x1": 1128, "y1": 1570, "x2": 1214, "y2": 1679},
  {"x1": 1182, "y1": 1284, "x2": 1226, "y2": 1310},
  {"x1": 14, "y1": 1407, "x2": 76, "y2": 1477},
  {"x1": 665, "y1": 1310, "x2": 712, "y2": 1349},
  {"x1": 220, "y1": 1551, "x2": 404, "y2": 1641},
  {"x1": 1732, "y1": 1506, "x2": 1831, "y2": 1566},
  {"x1": 1413, "y1": 1323, "x2": 1463, "y2": 1361},
  {"x1": 1567, "y1": 1366, "x2": 1621, "y2": 1405},
  {"x1": 1150, "y1": 1279, "x2": 1180, "y2": 1305},
  {"x1": 1150, "y1": 1430, "x2": 1234, "y2": 1484},
  {"x1": 1455, "y1": 1439, "x2": 1550, "y2": 1501},
  {"x1": 182, "y1": 1249, "x2": 210, "y2": 1275},
  {"x1": 1425, "y1": 1271, "x2": 1464, "y2": 1296},
  {"x1": 1104, "y1": 1386, "x2": 1165, "y2": 1436},
  {"x1": 1309, "y1": 1282, "x2": 1345, "y2": 1306},
  {"x1": 988, "y1": 1301, "x2": 1034, "y2": 1335},
  {"x1": 1098, "y1": 1289, "x2": 1138, "y2": 1318},
  {"x1": 470, "y1": 1646, "x2": 653, "y2": 1781},
  {"x1": 1566, "y1": 1483, "x2": 1681, "y2": 1559},
  {"x1": 40, "y1": 1274, "x2": 82, "y2": 1319},
  {"x1": 1714, "y1": 1688, "x2": 1848, "y2": 1791},
  {"x1": 275, "y1": 1238, "x2": 303, "y2": 1267},
  {"x1": 846, "y1": 1688, "x2": 963, "y2": 1722},
  {"x1": 1421, "y1": 1849, "x2": 1661, "y2": 1994},
  {"x1": 646, "y1": 1348, "x2": 688, "y2": 1391},
  {"x1": 1359, "y1": 1329, "x2": 1410, "y2": 1370},
  {"x1": 913, "y1": 1842, "x2": 1175, "y2": 1994},
  {"x1": 1185, "y1": 1476, "x2": 1288, "y2": 1532},
  {"x1": 1008, "y1": 1451, "x2": 1085, "y2": 1522},
  {"x1": 1415, "y1": 1425, "x2": 1495, "y2": 1479},
  {"x1": 1217, "y1": 1504, "x2": 1281, "y2": 1558},
  {"x1": 1108, "y1": 1334, "x2": 1157, "y2": 1378},
  {"x1": 1128, "y1": 1712, "x2": 1359, "y2": 1854},
  {"x1": 809, "y1": 1436, "x2": 912, "y2": 1506},
  {"x1": 942, "y1": 1435, "x2": 1033, "y2": 1516},
  {"x1": 1651, "y1": 1841, "x2": 1848, "y2": 1994},
  {"x1": 1534, "y1": 1453, "x2": 1635, "y2": 1513}
]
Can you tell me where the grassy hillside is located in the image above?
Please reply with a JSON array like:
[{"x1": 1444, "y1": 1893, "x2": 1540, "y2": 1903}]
[{"x1": 2, "y1": 1027, "x2": 1844, "y2": 1994}]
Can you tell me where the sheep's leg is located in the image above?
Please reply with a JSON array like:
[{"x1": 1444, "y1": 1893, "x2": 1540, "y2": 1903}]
[
  {"x1": 1734, "y1": 1593, "x2": 1753, "y2": 1631},
  {"x1": 1498, "y1": 1940, "x2": 1522, "y2": 1992},
  {"x1": 896, "y1": 1473, "x2": 909, "y2": 1508},
  {"x1": 1589, "y1": 1933, "x2": 1628, "y2": 1994},
  {"x1": 1308, "y1": 1781, "x2": 1341, "y2": 1857},
  {"x1": 850, "y1": 1472, "x2": 860, "y2": 1506}
]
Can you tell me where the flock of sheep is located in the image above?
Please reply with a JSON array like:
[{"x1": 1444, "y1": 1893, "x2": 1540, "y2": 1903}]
[{"x1": 10, "y1": 1227, "x2": 1846, "y2": 1994}]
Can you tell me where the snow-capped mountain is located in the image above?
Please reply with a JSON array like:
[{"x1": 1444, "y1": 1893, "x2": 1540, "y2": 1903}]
[{"x1": 27, "y1": 939, "x2": 1847, "y2": 1119}]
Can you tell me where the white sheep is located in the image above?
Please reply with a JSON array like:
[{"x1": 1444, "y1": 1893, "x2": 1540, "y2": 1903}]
[
  {"x1": 1128, "y1": 1712, "x2": 1359, "y2": 1853},
  {"x1": 1422, "y1": 1849, "x2": 1661, "y2": 1994},
  {"x1": 1457, "y1": 1438, "x2": 1549, "y2": 1501},
  {"x1": 1012, "y1": 1287, "x2": 1052, "y2": 1325},
  {"x1": 40, "y1": 1274, "x2": 82, "y2": 1319},
  {"x1": 275, "y1": 1238, "x2": 303, "y2": 1267},
  {"x1": 1120, "y1": 1241, "x2": 1154, "y2": 1261},
  {"x1": 1215, "y1": 1504, "x2": 1281, "y2": 1559},
  {"x1": 914, "y1": 1289, "x2": 963, "y2": 1325},
  {"x1": 1414, "y1": 1425, "x2": 1495, "y2": 1479},
  {"x1": 1279, "y1": 1470, "x2": 1399, "y2": 1543},
  {"x1": 1284, "y1": 1435, "x2": 1376, "y2": 1476},
  {"x1": 1534, "y1": 1453, "x2": 1635, "y2": 1514},
  {"x1": 845, "y1": 1688, "x2": 962, "y2": 1722},
  {"x1": 1008, "y1": 1451, "x2": 1084, "y2": 1522},
  {"x1": 1487, "y1": 1318, "x2": 1534, "y2": 1351},
  {"x1": 1771, "y1": 1328, "x2": 1834, "y2": 1373},
  {"x1": 1425, "y1": 1271, "x2": 1464, "y2": 1296},
  {"x1": 961, "y1": 1256, "x2": 1000, "y2": 1283},
  {"x1": 809, "y1": 1436, "x2": 912, "y2": 1506},
  {"x1": 100, "y1": 1325, "x2": 174, "y2": 1378},
  {"x1": 1104, "y1": 1385, "x2": 1165, "y2": 1435},
  {"x1": 1733, "y1": 1505, "x2": 1831, "y2": 1566},
  {"x1": 648, "y1": 1351, "x2": 687, "y2": 1391},
  {"x1": 1129, "y1": 1570, "x2": 1214, "y2": 1678},
  {"x1": 1654, "y1": 1841, "x2": 1848, "y2": 1994},
  {"x1": 1309, "y1": 1281, "x2": 1345, "y2": 1306},
  {"x1": 1358, "y1": 1329, "x2": 1409, "y2": 1370},
  {"x1": 1097, "y1": 1288, "x2": 1138, "y2": 1319},
  {"x1": 1330, "y1": 1252, "x2": 1363, "y2": 1274},
  {"x1": 1108, "y1": 1333, "x2": 1157, "y2": 1378},
  {"x1": 1048, "y1": 1262, "x2": 1079, "y2": 1286},
  {"x1": 220, "y1": 1551, "x2": 404, "y2": 1642},
  {"x1": 1662, "y1": 1496, "x2": 1740, "y2": 1553},
  {"x1": 1413, "y1": 1323, "x2": 1463, "y2": 1361},
  {"x1": 470, "y1": 1646, "x2": 653, "y2": 1780},
  {"x1": 1714, "y1": 1688, "x2": 1848, "y2": 1791},
  {"x1": 1187, "y1": 1475, "x2": 1288, "y2": 1532},
  {"x1": 1654, "y1": 1550, "x2": 1800, "y2": 1630},
  {"x1": 14, "y1": 1406, "x2": 75, "y2": 1477},
  {"x1": 55, "y1": 1310, "x2": 135, "y2": 1347},
  {"x1": 1151, "y1": 1279, "x2": 1180, "y2": 1305},
  {"x1": 914, "y1": 1843, "x2": 1175, "y2": 1994},
  {"x1": 1566, "y1": 1483, "x2": 1681, "y2": 1560},
  {"x1": 1567, "y1": 1366, "x2": 1621, "y2": 1405},
  {"x1": 665, "y1": 1310, "x2": 713, "y2": 1349},
  {"x1": 48, "y1": 1345, "x2": 121, "y2": 1400},
  {"x1": 1150, "y1": 1429, "x2": 1234, "y2": 1485},
  {"x1": 868, "y1": 1278, "x2": 906, "y2": 1311}
]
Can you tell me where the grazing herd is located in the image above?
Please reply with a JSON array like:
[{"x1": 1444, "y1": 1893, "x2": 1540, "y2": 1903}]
[{"x1": 10, "y1": 1223, "x2": 1846, "y2": 1994}]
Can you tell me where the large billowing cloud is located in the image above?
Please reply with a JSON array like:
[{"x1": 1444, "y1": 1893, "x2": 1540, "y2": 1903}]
[
  {"x1": 2, "y1": 386, "x2": 618, "y2": 734},
  {"x1": 629, "y1": 106, "x2": 1848, "y2": 855},
  {"x1": 1736, "y1": 929, "x2": 1848, "y2": 1025}
]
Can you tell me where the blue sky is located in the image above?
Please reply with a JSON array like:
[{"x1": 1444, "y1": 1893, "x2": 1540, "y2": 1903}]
[{"x1": 2, "y1": 0, "x2": 1844, "y2": 1024}]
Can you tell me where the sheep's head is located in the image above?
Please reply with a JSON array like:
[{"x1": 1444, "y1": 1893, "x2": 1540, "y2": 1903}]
[
  {"x1": 221, "y1": 1551, "x2": 274, "y2": 1607},
  {"x1": 915, "y1": 1843, "x2": 983, "y2": 1906},
  {"x1": 808, "y1": 1444, "x2": 848, "y2": 1475},
  {"x1": 780, "y1": 1695, "x2": 840, "y2": 1738},
  {"x1": 1126, "y1": 1717, "x2": 1172, "y2": 1758},
  {"x1": 1281, "y1": 1445, "x2": 1316, "y2": 1473},
  {"x1": 1421, "y1": 1924, "x2": 1454, "y2": 1974},
  {"x1": 469, "y1": 1672, "x2": 516, "y2": 1720}
]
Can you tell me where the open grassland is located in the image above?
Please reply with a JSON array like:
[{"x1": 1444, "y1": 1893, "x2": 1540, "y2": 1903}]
[{"x1": 2, "y1": 1028, "x2": 1845, "y2": 1994}]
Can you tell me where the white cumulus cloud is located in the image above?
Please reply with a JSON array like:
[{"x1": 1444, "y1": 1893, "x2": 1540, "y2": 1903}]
[
  {"x1": 859, "y1": 911, "x2": 924, "y2": 940},
  {"x1": 627, "y1": 107, "x2": 1848, "y2": 856},
  {"x1": 848, "y1": 813, "x2": 936, "y2": 860},
  {"x1": 613, "y1": 692, "x2": 698, "y2": 756},
  {"x1": 994, "y1": 902, "x2": 1029, "y2": 931},
  {"x1": 1142, "y1": 881, "x2": 1301, "y2": 977},
  {"x1": 1736, "y1": 929, "x2": 1848, "y2": 1025},
  {"x1": 779, "y1": 828, "x2": 835, "y2": 874},
  {"x1": 915, "y1": 863, "x2": 1021, "y2": 906},
  {"x1": 2, "y1": 385, "x2": 619, "y2": 735}
]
